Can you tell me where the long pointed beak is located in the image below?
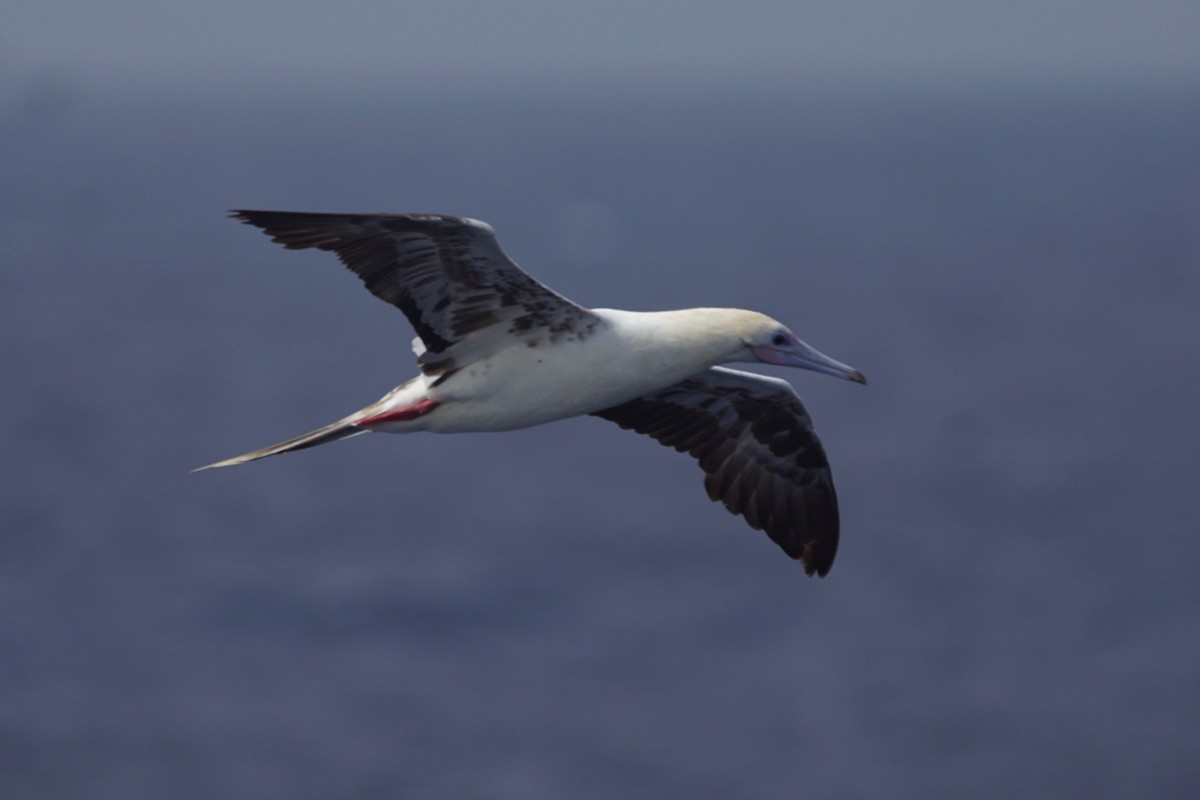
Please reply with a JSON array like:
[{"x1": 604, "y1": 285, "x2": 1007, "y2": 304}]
[{"x1": 753, "y1": 339, "x2": 867, "y2": 384}]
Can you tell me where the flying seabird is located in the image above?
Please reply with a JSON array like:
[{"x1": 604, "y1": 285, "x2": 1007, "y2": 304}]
[{"x1": 197, "y1": 210, "x2": 866, "y2": 576}]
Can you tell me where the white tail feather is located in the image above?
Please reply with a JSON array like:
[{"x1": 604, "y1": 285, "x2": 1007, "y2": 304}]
[{"x1": 192, "y1": 418, "x2": 366, "y2": 471}]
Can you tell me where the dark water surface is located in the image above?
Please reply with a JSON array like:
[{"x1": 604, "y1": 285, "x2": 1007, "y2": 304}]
[{"x1": 2, "y1": 80, "x2": 1198, "y2": 798}]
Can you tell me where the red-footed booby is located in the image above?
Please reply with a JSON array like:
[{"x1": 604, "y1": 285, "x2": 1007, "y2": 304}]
[{"x1": 196, "y1": 211, "x2": 866, "y2": 576}]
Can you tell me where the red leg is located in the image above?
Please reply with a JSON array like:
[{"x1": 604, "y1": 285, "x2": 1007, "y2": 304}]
[{"x1": 357, "y1": 398, "x2": 440, "y2": 426}]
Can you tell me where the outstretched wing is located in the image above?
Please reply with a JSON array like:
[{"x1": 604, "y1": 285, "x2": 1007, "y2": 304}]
[
  {"x1": 592, "y1": 367, "x2": 841, "y2": 576},
  {"x1": 231, "y1": 210, "x2": 602, "y2": 380}
]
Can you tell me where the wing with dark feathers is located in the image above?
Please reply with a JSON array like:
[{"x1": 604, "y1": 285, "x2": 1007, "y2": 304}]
[
  {"x1": 592, "y1": 367, "x2": 841, "y2": 576},
  {"x1": 230, "y1": 210, "x2": 601, "y2": 380}
]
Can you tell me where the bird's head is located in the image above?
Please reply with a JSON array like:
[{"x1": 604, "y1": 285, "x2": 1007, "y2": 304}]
[{"x1": 739, "y1": 312, "x2": 867, "y2": 384}]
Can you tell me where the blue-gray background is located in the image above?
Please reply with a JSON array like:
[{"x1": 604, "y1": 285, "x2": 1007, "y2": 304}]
[{"x1": 3, "y1": 2, "x2": 1199, "y2": 798}]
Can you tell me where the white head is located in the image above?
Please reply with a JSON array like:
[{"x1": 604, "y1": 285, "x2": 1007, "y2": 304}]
[{"x1": 715, "y1": 309, "x2": 867, "y2": 384}]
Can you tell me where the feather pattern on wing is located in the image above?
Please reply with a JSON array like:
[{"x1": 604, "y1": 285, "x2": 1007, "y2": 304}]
[
  {"x1": 230, "y1": 210, "x2": 602, "y2": 381},
  {"x1": 592, "y1": 366, "x2": 840, "y2": 575}
]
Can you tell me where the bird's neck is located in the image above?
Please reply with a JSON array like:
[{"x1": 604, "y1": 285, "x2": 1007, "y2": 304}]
[{"x1": 596, "y1": 307, "x2": 751, "y2": 375}]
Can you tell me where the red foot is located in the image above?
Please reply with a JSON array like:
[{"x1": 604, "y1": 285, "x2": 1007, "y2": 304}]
[{"x1": 357, "y1": 398, "x2": 440, "y2": 426}]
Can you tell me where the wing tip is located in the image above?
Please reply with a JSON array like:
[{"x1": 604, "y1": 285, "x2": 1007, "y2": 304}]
[
  {"x1": 226, "y1": 209, "x2": 495, "y2": 234},
  {"x1": 801, "y1": 540, "x2": 836, "y2": 577}
]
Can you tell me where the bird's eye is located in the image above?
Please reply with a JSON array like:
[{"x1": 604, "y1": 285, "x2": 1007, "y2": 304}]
[{"x1": 772, "y1": 333, "x2": 789, "y2": 346}]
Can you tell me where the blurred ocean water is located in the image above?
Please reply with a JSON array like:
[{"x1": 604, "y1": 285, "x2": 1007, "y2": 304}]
[{"x1": 2, "y1": 79, "x2": 1198, "y2": 798}]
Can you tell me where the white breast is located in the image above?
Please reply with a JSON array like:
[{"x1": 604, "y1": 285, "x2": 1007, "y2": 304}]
[{"x1": 418, "y1": 309, "x2": 733, "y2": 433}]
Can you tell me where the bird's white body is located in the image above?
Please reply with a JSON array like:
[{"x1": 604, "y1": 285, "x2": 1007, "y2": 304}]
[{"x1": 374, "y1": 308, "x2": 763, "y2": 434}]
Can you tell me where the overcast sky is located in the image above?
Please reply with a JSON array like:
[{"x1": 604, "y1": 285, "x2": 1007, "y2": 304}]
[{"x1": 5, "y1": 0, "x2": 1199, "y2": 90}]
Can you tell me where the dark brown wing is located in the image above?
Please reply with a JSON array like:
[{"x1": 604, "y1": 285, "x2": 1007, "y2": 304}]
[
  {"x1": 230, "y1": 210, "x2": 601, "y2": 378},
  {"x1": 592, "y1": 367, "x2": 841, "y2": 576}
]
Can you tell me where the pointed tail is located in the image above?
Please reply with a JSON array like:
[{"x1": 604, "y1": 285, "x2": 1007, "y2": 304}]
[{"x1": 192, "y1": 418, "x2": 366, "y2": 472}]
